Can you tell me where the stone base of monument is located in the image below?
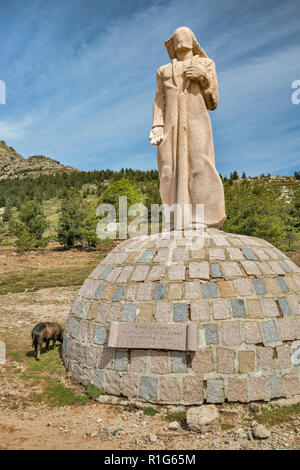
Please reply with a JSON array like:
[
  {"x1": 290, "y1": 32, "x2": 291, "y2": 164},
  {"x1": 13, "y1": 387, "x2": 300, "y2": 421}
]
[{"x1": 62, "y1": 229, "x2": 300, "y2": 404}]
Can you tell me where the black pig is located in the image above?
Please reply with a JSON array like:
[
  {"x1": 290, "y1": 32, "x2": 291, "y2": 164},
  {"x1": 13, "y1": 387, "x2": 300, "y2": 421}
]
[{"x1": 31, "y1": 322, "x2": 64, "y2": 361}]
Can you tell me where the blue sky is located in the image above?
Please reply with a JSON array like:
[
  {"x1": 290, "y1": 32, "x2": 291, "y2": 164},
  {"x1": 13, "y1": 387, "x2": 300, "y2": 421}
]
[{"x1": 0, "y1": 0, "x2": 299, "y2": 176}]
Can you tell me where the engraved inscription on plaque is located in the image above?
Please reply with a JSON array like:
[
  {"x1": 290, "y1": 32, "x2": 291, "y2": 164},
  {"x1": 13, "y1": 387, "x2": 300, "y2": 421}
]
[{"x1": 108, "y1": 322, "x2": 198, "y2": 351}]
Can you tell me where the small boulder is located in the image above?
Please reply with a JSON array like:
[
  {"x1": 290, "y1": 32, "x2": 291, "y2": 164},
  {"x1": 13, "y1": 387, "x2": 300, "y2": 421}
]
[
  {"x1": 186, "y1": 405, "x2": 219, "y2": 432},
  {"x1": 168, "y1": 421, "x2": 179, "y2": 431},
  {"x1": 149, "y1": 433, "x2": 158, "y2": 443},
  {"x1": 252, "y1": 424, "x2": 270, "y2": 440},
  {"x1": 234, "y1": 427, "x2": 247, "y2": 440}
]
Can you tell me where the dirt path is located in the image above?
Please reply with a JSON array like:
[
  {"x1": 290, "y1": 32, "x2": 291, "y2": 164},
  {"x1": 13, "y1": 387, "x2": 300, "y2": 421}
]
[{"x1": 0, "y1": 286, "x2": 76, "y2": 348}]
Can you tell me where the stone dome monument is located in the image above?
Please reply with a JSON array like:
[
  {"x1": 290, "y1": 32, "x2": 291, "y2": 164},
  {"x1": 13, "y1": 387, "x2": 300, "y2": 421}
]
[
  {"x1": 62, "y1": 230, "x2": 300, "y2": 404},
  {"x1": 62, "y1": 27, "x2": 300, "y2": 404}
]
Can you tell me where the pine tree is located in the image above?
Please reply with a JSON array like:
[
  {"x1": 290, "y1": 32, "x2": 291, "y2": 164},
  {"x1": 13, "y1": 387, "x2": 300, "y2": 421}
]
[
  {"x1": 9, "y1": 201, "x2": 49, "y2": 251},
  {"x1": 82, "y1": 200, "x2": 100, "y2": 249},
  {"x1": 56, "y1": 189, "x2": 85, "y2": 249}
]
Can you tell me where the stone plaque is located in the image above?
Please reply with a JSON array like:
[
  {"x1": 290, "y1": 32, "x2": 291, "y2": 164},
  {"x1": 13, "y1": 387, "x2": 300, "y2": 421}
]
[
  {"x1": 0, "y1": 341, "x2": 6, "y2": 365},
  {"x1": 108, "y1": 322, "x2": 198, "y2": 351}
]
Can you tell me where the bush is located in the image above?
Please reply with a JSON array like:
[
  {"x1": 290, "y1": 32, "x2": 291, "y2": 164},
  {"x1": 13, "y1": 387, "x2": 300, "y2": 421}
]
[{"x1": 224, "y1": 180, "x2": 288, "y2": 248}]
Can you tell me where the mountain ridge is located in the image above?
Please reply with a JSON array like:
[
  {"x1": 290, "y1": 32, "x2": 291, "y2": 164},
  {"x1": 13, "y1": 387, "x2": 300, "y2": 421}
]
[{"x1": 0, "y1": 140, "x2": 79, "y2": 180}]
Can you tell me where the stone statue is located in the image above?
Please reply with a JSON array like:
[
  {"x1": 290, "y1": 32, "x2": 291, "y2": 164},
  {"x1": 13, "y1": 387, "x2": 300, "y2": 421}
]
[{"x1": 149, "y1": 26, "x2": 226, "y2": 229}]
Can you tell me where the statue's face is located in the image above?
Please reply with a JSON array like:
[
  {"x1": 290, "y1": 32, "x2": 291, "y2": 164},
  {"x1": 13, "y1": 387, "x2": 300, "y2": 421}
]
[{"x1": 173, "y1": 28, "x2": 193, "y2": 54}]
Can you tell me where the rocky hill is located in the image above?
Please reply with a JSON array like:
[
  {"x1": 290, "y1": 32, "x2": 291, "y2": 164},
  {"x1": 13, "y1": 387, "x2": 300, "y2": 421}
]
[{"x1": 0, "y1": 141, "x2": 79, "y2": 180}]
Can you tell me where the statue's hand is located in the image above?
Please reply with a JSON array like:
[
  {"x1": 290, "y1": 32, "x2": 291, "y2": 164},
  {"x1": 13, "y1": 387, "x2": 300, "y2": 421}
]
[
  {"x1": 184, "y1": 64, "x2": 207, "y2": 82},
  {"x1": 149, "y1": 127, "x2": 164, "y2": 146}
]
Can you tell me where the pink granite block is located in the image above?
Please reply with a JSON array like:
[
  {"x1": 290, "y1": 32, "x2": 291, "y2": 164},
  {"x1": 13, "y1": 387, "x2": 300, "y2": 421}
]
[
  {"x1": 154, "y1": 302, "x2": 171, "y2": 322},
  {"x1": 168, "y1": 264, "x2": 186, "y2": 281},
  {"x1": 104, "y1": 371, "x2": 121, "y2": 395},
  {"x1": 125, "y1": 285, "x2": 137, "y2": 301},
  {"x1": 159, "y1": 377, "x2": 181, "y2": 402},
  {"x1": 221, "y1": 262, "x2": 244, "y2": 279},
  {"x1": 234, "y1": 278, "x2": 253, "y2": 296},
  {"x1": 168, "y1": 283, "x2": 183, "y2": 300},
  {"x1": 130, "y1": 350, "x2": 148, "y2": 373},
  {"x1": 95, "y1": 302, "x2": 109, "y2": 323},
  {"x1": 222, "y1": 321, "x2": 242, "y2": 346},
  {"x1": 106, "y1": 303, "x2": 122, "y2": 322},
  {"x1": 217, "y1": 348, "x2": 235, "y2": 373},
  {"x1": 240, "y1": 261, "x2": 261, "y2": 276},
  {"x1": 122, "y1": 374, "x2": 138, "y2": 398},
  {"x1": 212, "y1": 235, "x2": 230, "y2": 247},
  {"x1": 287, "y1": 294, "x2": 300, "y2": 315},
  {"x1": 228, "y1": 237, "x2": 244, "y2": 246},
  {"x1": 137, "y1": 283, "x2": 153, "y2": 301},
  {"x1": 172, "y1": 248, "x2": 189, "y2": 262},
  {"x1": 277, "y1": 345, "x2": 292, "y2": 369},
  {"x1": 227, "y1": 378, "x2": 248, "y2": 402},
  {"x1": 189, "y1": 261, "x2": 210, "y2": 280},
  {"x1": 117, "y1": 266, "x2": 134, "y2": 283},
  {"x1": 151, "y1": 351, "x2": 169, "y2": 374},
  {"x1": 239, "y1": 236, "x2": 260, "y2": 246},
  {"x1": 261, "y1": 298, "x2": 279, "y2": 318},
  {"x1": 213, "y1": 299, "x2": 231, "y2": 320},
  {"x1": 276, "y1": 318, "x2": 294, "y2": 341},
  {"x1": 256, "y1": 347, "x2": 274, "y2": 370},
  {"x1": 243, "y1": 321, "x2": 262, "y2": 344},
  {"x1": 191, "y1": 348, "x2": 214, "y2": 374},
  {"x1": 292, "y1": 318, "x2": 300, "y2": 339},
  {"x1": 209, "y1": 248, "x2": 226, "y2": 261},
  {"x1": 98, "y1": 347, "x2": 114, "y2": 369},
  {"x1": 131, "y1": 265, "x2": 149, "y2": 282},
  {"x1": 259, "y1": 262, "x2": 275, "y2": 275},
  {"x1": 183, "y1": 376, "x2": 204, "y2": 404},
  {"x1": 283, "y1": 373, "x2": 300, "y2": 397},
  {"x1": 184, "y1": 281, "x2": 202, "y2": 300},
  {"x1": 227, "y1": 248, "x2": 244, "y2": 260},
  {"x1": 190, "y1": 301, "x2": 210, "y2": 321},
  {"x1": 148, "y1": 265, "x2": 166, "y2": 281},
  {"x1": 154, "y1": 249, "x2": 169, "y2": 263},
  {"x1": 249, "y1": 376, "x2": 267, "y2": 401},
  {"x1": 238, "y1": 350, "x2": 254, "y2": 373}
]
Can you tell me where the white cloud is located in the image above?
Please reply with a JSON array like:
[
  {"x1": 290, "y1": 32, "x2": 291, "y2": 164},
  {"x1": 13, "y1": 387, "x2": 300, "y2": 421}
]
[{"x1": 0, "y1": 116, "x2": 34, "y2": 141}]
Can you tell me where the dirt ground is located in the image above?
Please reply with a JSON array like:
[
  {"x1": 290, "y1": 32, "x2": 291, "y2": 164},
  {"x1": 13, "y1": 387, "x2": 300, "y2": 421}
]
[{"x1": 0, "y1": 248, "x2": 300, "y2": 450}]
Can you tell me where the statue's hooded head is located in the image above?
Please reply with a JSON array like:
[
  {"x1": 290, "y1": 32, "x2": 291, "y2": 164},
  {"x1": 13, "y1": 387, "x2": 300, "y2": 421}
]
[{"x1": 165, "y1": 26, "x2": 207, "y2": 60}]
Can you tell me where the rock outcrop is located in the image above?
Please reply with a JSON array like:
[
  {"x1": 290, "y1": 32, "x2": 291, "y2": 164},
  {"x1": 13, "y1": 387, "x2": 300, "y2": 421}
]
[{"x1": 0, "y1": 141, "x2": 79, "y2": 180}]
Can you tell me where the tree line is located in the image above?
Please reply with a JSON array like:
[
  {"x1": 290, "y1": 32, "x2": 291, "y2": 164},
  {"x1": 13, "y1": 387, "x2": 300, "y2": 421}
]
[{"x1": 0, "y1": 170, "x2": 299, "y2": 252}]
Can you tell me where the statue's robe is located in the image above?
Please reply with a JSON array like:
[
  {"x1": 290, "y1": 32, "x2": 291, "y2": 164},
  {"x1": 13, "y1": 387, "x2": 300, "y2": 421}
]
[{"x1": 152, "y1": 55, "x2": 226, "y2": 228}]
